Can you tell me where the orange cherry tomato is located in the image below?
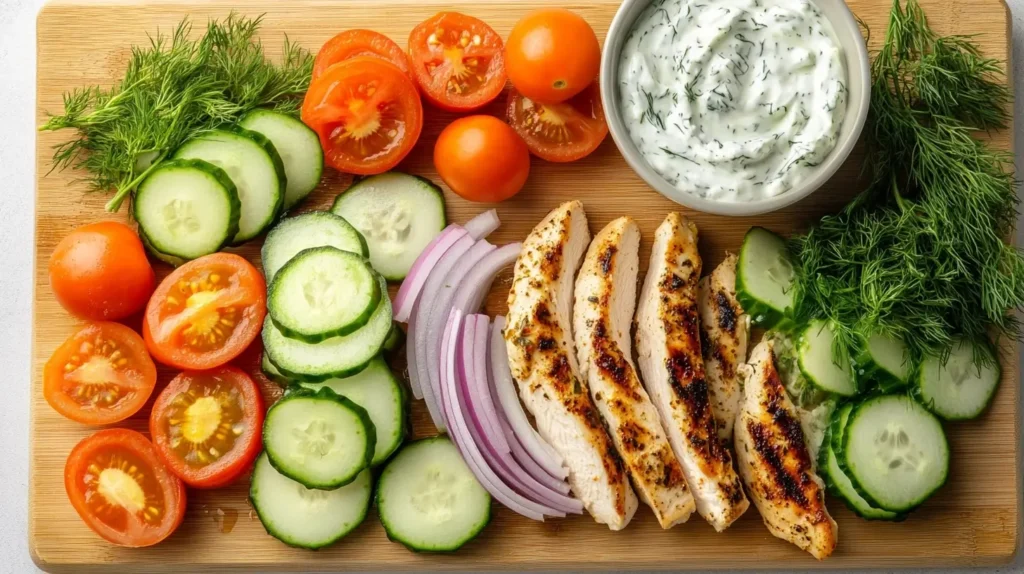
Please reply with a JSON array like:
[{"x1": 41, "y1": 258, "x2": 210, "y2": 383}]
[
  {"x1": 408, "y1": 12, "x2": 506, "y2": 112},
  {"x1": 65, "y1": 429, "x2": 186, "y2": 547},
  {"x1": 44, "y1": 322, "x2": 157, "y2": 425},
  {"x1": 312, "y1": 29, "x2": 414, "y2": 83},
  {"x1": 143, "y1": 253, "x2": 266, "y2": 370},
  {"x1": 49, "y1": 221, "x2": 155, "y2": 321},
  {"x1": 505, "y1": 9, "x2": 601, "y2": 104},
  {"x1": 302, "y1": 56, "x2": 424, "y2": 175},
  {"x1": 149, "y1": 367, "x2": 265, "y2": 489},
  {"x1": 506, "y1": 82, "x2": 608, "y2": 162},
  {"x1": 434, "y1": 115, "x2": 530, "y2": 203}
]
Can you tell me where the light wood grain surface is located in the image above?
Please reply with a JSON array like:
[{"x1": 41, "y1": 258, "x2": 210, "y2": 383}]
[{"x1": 32, "y1": 0, "x2": 1018, "y2": 570}]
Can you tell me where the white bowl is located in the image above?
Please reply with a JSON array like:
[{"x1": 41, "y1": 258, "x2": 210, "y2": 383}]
[{"x1": 600, "y1": 0, "x2": 871, "y2": 216}]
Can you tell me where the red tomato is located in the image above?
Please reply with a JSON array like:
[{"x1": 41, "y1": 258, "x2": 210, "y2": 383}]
[
  {"x1": 408, "y1": 12, "x2": 506, "y2": 111},
  {"x1": 44, "y1": 322, "x2": 157, "y2": 425},
  {"x1": 143, "y1": 253, "x2": 266, "y2": 370},
  {"x1": 149, "y1": 367, "x2": 265, "y2": 489},
  {"x1": 312, "y1": 29, "x2": 414, "y2": 82},
  {"x1": 505, "y1": 9, "x2": 601, "y2": 104},
  {"x1": 506, "y1": 82, "x2": 608, "y2": 162},
  {"x1": 302, "y1": 57, "x2": 424, "y2": 175},
  {"x1": 65, "y1": 429, "x2": 186, "y2": 547},
  {"x1": 434, "y1": 115, "x2": 531, "y2": 203},
  {"x1": 49, "y1": 221, "x2": 155, "y2": 321}
]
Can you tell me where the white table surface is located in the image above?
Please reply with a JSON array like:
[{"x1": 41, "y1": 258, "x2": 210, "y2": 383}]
[{"x1": 2, "y1": 0, "x2": 1024, "y2": 571}]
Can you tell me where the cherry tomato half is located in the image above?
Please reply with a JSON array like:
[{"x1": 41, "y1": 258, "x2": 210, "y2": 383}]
[
  {"x1": 143, "y1": 253, "x2": 266, "y2": 370},
  {"x1": 506, "y1": 82, "x2": 608, "y2": 162},
  {"x1": 434, "y1": 115, "x2": 531, "y2": 203},
  {"x1": 149, "y1": 367, "x2": 265, "y2": 489},
  {"x1": 408, "y1": 12, "x2": 506, "y2": 111},
  {"x1": 505, "y1": 8, "x2": 601, "y2": 104},
  {"x1": 49, "y1": 221, "x2": 155, "y2": 321},
  {"x1": 65, "y1": 429, "x2": 186, "y2": 547},
  {"x1": 312, "y1": 29, "x2": 414, "y2": 83},
  {"x1": 44, "y1": 322, "x2": 157, "y2": 425},
  {"x1": 302, "y1": 56, "x2": 424, "y2": 175}
]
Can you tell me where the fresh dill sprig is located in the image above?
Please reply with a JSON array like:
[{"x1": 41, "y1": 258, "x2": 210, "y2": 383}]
[
  {"x1": 41, "y1": 13, "x2": 313, "y2": 212},
  {"x1": 790, "y1": 0, "x2": 1022, "y2": 365}
]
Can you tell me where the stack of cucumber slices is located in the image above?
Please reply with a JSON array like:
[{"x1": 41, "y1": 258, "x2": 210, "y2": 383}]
[
  {"x1": 135, "y1": 110, "x2": 324, "y2": 265},
  {"x1": 737, "y1": 226, "x2": 1002, "y2": 519},
  {"x1": 252, "y1": 175, "x2": 491, "y2": 551}
]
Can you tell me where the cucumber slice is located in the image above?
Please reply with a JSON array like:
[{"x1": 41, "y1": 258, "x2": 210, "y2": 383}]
[
  {"x1": 798, "y1": 320, "x2": 857, "y2": 397},
  {"x1": 377, "y1": 437, "x2": 490, "y2": 552},
  {"x1": 262, "y1": 274, "x2": 392, "y2": 382},
  {"x1": 382, "y1": 322, "x2": 405, "y2": 353},
  {"x1": 915, "y1": 339, "x2": 1000, "y2": 421},
  {"x1": 263, "y1": 386, "x2": 375, "y2": 489},
  {"x1": 855, "y1": 333, "x2": 913, "y2": 392},
  {"x1": 331, "y1": 172, "x2": 446, "y2": 281},
  {"x1": 261, "y1": 211, "x2": 368, "y2": 282},
  {"x1": 173, "y1": 126, "x2": 285, "y2": 244},
  {"x1": 269, "y1": 247, "x2": 381, "y2": 343},
  {"x1": 838, "y1": 394, "x2": 949, "y2": 513},
  {"x1": 134, "y1": 159, "x2": 240, "y2": 260},
  {"x1": 300, "y1": 356, "x2": 406, "y2": 466},
  {"x1": 262, "y1": 352, "x2": 292, "y2": 386},
  {"x1": 736, "y1": 226, "x2": 795, "y2": 328},
  {"x1": 239, "y1": 109, "x2": 324, "y2": 211},
  {"x1": 250, "y1": 453, "x2": 371, "y2": 549},
  {"x1": 821, "y1": 403, "x2": 904, "y2": 521}
]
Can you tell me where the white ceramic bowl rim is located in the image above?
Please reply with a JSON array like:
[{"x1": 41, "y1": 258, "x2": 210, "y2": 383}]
[{"x1": 599, "y1": 0, "x2": 872, "y2": 217}]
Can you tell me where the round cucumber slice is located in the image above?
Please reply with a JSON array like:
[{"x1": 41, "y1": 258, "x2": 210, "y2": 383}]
[
  {"x1": 261, "y1": 211, "x2": 368, "y2": 282},
  {"x1": 798, "y1": 320, "x2": 857, "y2": 397},
  {"x1": 269, "y1": 247, "x2": 381, "y2": 343},
  {"x1": 250, "y1": 453, "x2": 371, "y2": 549},
  {"x1": 263, "y1": 386, "x2": 375, "y2": 490},
  {"x1": 239, "y1": 109, "x2": 324, "y2": 211},
  {"x1": 915, "y1": 338, "x2": 1000, "y2": 421},
  {"x1": 736, "y1": 226, "x2": 795, "y2": 329},
  {"x1": 377, "y1": 437, "x2": 490, "y2": 552}
]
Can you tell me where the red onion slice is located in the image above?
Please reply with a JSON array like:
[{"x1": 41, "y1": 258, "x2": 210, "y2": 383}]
[
  {"x1": 459, "y1": 315, "x2": 581, "y2": 515},
  {"x1": 393, "y1": 225, "x2": 467, "y2": 323},
  {"x1": 463, "y1": 209, "x2": 501, "y2": 240},
  {"x1": 440, "y1": 309, "x2": 550, "y2": 521},
  {"x1": 406, "y1": 311, "x2": 424, "y2": 400},
  {"x1": 466, "y1": 315, "x2": 510, "y2": 454},
  {"x1": 504, "y1": 419, "x2": 574, "y2": 498},
  {"x1": 451, "y1": 243, "x2": 523, "y2": 314},
  {"x1": 490, "y1": 316, "x2": 569, "y2": 480}
]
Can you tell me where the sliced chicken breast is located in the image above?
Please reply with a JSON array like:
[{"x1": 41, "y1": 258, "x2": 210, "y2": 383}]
[
  {"x1": 573, "y1": 217, "x2": 695, "y2": 529},
  {"x1": 734, "y1": 337, "x2": 838, "y2": 560},
  {"x1": 505, "y1": 201, "x2": 638, "y2": 530},
  {"x1": 635, "y1": 213, "x2": 749, "y2": 532},
  {"x1": 698, "y1": 254, "x2": 750, "y2": 443}
]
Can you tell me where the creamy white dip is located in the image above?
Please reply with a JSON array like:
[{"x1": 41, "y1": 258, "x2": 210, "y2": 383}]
[{"x1": 619, "y1": 0, "x2": 848, "y2": 202}]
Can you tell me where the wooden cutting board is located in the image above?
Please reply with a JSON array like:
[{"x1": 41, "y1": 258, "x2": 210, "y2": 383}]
[{"x1": 31, "y1": 0, "x2": 1017, "y2": 570}]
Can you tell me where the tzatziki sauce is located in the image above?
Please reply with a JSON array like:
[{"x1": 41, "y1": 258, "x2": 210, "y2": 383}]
[{"x1": 618, "y1": 0, "x2": 848, "y2": 202}]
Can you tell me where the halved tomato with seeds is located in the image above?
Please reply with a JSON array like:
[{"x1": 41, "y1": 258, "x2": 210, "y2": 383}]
[
  {"x1": 506, "y1": 81, "x2": 608, "y2": 162},
  {"x1": 408, "y1": 12, "x2": 506, "y2": 111},
  {"x1": 149, "y1": 367, "x2": 265, "y2": 488},
  {"x1": 313, "y1": 29, "x2": 414, "y2": 83},
  {"x1": 65, "y1": 429, "x2": 186, "y2": 547},
  {"x1": 143, "y1": 253, "x2": 266, "y2": 370},
  {"x1": 302, "y1": 56, "x2": 424, "y2": 175},
  {"x1": 44, "y1": 322, "x2": 157, "y2": 425}
]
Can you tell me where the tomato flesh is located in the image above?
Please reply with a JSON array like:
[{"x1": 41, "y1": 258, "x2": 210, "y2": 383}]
[
  {"x1": 313, "y1": 29, "x2": 414, "y2": 82},
  {"x1": 302, "y1": 57, "x2": 424, "y2": 175},
  {"x1": 144, "y1": 253, "x2": 265, "y2": 370},
  {"x1": 45, "y1": 322, "x2": 157, "y2": 425},
  {"x1": 150, "y1": 367, "x2": 264, "y2": 488},
  {"x1": 65, "y1": 429, "x2": 185, "y2": 547},
  {"x1": 409, "y1": 12, "x2": 506, "y2": 111},
  {"x1": 506, "y1": 81, "x2": 608, "y2": 162}
]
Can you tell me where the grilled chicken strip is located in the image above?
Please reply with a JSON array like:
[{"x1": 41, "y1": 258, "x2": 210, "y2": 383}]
[
  {"x1": 698, "y1": 254, "x2": 750, "y2": 443},
  {"x1": 505, "y1": 201, "x2": 638, "y2": 530},
  {"x1": 573, "y1": 217, "x2": 695, "y2": 529},
  {"x1": 735, "y1": 337, "x2": 838, "y2": 560},
  {"x1": 635, "y1": 213, "x2": 749, "y2": 532}
]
